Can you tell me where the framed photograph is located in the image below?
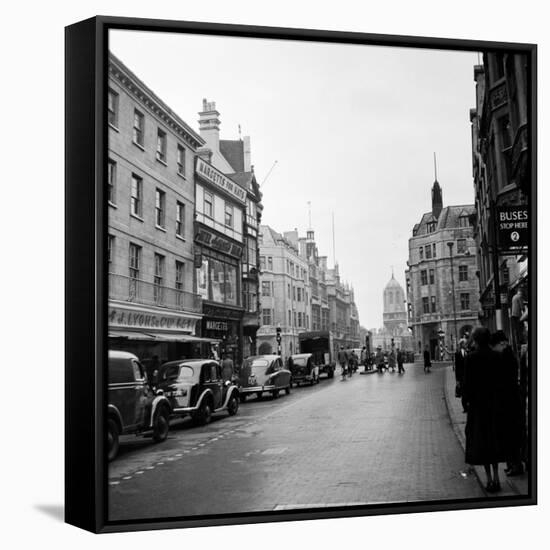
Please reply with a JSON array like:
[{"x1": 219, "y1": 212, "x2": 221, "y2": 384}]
[{"x1": 65, "y1": 16, "x2": 537, "y2": 533}]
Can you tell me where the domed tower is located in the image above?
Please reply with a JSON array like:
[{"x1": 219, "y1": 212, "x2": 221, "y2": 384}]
[{"x1": 383, "y1": 272, "x2": 407, "y2": 336}]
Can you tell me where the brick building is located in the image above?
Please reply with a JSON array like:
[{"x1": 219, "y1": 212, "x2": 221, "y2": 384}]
[
  {"x1": 405, "y1": 180, "x2": 479, "y2": 359},
  {"x1": 107, "y1": 54, "x2": 206, "y2": 364}
]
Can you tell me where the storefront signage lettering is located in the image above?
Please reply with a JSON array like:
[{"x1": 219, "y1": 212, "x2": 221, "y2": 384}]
[
  {"x1": 497, "y1": 206, "x2": 528, "y2": 249},
  {"x1": 195, "y1": 227, "x2": 243, "y2": 258},
  {"x1": 206, "y1": 320, "x2": 229, "y2": 332},
  {"x1": 196, "y1": 158, "x2": 246, "y2": 204},
  {"x1": 109, "y1": 308, "x2": 196, "y2": 332}
]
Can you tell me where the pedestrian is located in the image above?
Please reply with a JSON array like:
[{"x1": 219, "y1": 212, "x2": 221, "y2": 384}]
[
  {"x1": 221, "y1": 353, "x2": 234, "y2": 382},
  {"x1": 423, "y1": 346, "x2": 431, "y2": 373},
  {"x1": 350, "y1": 350, "x2": 358, "y2": 375},
  {"x1": 510, "y1": 287, "x2": 525, "y2": 353},
  {"x1": 375, "y1": 346, "x2": 385, "y2": 374},
  {"x1": 397, "y1": 348, "x2": 405, "y2": 374},
  {"x1": 490, "y1": 330, "x2": 524, "y2": 476},
  {"x1": 148, "y1": 354, "x2": 161, "y2": 387},
  {"x1": 337, "y1": 346, "x2": 348, "y2": 379},
  {"x1": 463, "y1": 327, "x2": 508, "y2": 493},
  {"x1": 388, "y1": 350, "x2": 396, "y2": 372},
  {"x1": 454, "y1": 338, "x2": 468, "y2": 412}
]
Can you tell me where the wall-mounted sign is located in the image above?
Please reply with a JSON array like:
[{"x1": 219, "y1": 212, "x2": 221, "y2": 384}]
[
  {"x1": 497, "y1": 205, "x2": 528, "y2": 249},
  {"x1": 206, "y1": 320, "x2": 229, "y2": 332},
  {"x1": 196, "y1": 157, "x2": 246, "y2": 204},
  {"x1": 109, "y1": 306, "x2": 198, "y2": 333},
  {"x1": 195, "y1": 225, "x2": 243, "y2": 259}
]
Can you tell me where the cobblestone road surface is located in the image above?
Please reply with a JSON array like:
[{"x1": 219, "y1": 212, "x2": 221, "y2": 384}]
[{"x1": 108, "y1": 363, "x2": 484, "y2": 521}]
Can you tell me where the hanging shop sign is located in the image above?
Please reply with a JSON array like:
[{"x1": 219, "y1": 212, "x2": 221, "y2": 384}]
[
  {"x1": 195, "y1": 225, "x2": 243, "y2": 259},
  {"x1": 497, "y1": 205, "x2": 528, "y2": 249},
  {"x1": 196, "y1": 158, "x2": 246, "y2": 204}
]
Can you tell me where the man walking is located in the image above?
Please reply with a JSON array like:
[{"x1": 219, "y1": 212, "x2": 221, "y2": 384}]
[
  {"x1": 454, "y1": 338, "x2": 468, "y2": 412},
  {"x1": 397, "y1": 348, "x2": 405, "y2": 374},
  {"x1": 337, "y1": 346, "x2": 348, "y2": 379},
  {"x1": 423, "y1": 346, "x2": 431, "y2": 373}
]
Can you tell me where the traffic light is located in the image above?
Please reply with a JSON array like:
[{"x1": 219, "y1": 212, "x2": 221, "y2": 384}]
[{"x1": 276, "y1": 326, "x2": 282, "y2": 344}]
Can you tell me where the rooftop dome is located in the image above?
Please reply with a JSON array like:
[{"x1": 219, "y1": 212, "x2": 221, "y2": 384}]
[{"x1": 384, "y1": 274, "x2": 402, "y2": 290}]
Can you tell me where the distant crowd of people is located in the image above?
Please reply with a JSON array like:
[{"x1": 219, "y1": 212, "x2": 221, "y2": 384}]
[
  {"x1": 372, "y1": 347, "x2": 407, "y2": 374},
  {"x1": 454, "y1": 326, "x2": 527, "y2": 493}
]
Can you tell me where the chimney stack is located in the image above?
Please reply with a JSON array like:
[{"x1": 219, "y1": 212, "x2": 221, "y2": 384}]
[{"x1": 198, "y1": 99, "x2": 221, "y2": 153}]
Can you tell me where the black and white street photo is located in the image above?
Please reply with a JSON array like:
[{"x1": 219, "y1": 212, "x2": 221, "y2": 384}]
[{"x1": 105, "y1": 30, "x2": 531, "y2": 521}]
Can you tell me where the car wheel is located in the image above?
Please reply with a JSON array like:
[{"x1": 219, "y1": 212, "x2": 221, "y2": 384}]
[
  {"x1": 256, "y1": 392, "x2": 263, "y2": 400},
  {"x1": 198, "y1": 400, "x2": 213, "y2": 425},
  {"x1": 152, "y1": 406, "x2": 170, "y2": 442},
  {"x1": 285, "y1": 384, "x2": 291, "y2": 395},
  {"x1": 272, "y1": 390, "x2": 279, "y2": 399},
  {"x1": 227, "y1": 394, "x2": 239, "y2": 416},
  {"x1": 107, "y1": 418, "x2": 120, "y2": 462},
  {"x1": 328, "y1": 368, "x2": 334, "y2": 379},
  {"x1": 240, "y1": 394, "x2": 247, "y2": 403}
]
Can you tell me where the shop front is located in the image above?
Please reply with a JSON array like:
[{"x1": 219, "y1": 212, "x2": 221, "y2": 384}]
[
  {"x1": 194, "y1": 222, "x2": 245, "y2": 364},
  {"x1": 108, "y1": 302, "x2": 214, "y2": 374},
  {"x1": 199, "y1": 305, "x2": 244, "y2": 364}
]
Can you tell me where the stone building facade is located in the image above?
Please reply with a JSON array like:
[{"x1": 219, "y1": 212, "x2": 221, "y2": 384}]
[
  {"x1": 405, "y1": 181, "x2": 479, "y2": 359},
  {"x1": 469, "y1": 54, "x2": 529, "y2": 337},
  {"x1": 256, "y1": 226, "x2": 311, "y2": 357},
  {"x1": 107, "y1": 53, "x2": 205, "y2": 364}
]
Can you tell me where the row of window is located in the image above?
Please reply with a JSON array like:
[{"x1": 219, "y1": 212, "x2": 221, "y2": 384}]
[
  {"x1": 259, "y1": 256, "x2": 307, "y2": 281},
  {"x1": 418, "y1": 239, "x2": 468, "y2": 261},
  {"x1": 420, "y1": 293, "x2": 470, "y2": 314},
  {"x1": 108, "y1": 236, "x2": 185, "y2": 289},
  {"x1": 260, "y1": 309, "x2": 309, "y2": 329},
  {"x1": 420, "y1": 266, "x2": 468, "y2": 286},
  {"x1": 108, "y1": 88, "x2": 187, "y2": 176},
  {"x1": 109, "y1": 161, "x2": 187, "y2": 238}
]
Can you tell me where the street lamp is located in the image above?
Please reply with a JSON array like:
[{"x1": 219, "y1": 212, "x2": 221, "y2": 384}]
[
  {"x1": 447, "y1": 242, "x2": 459, "y2": 353},
  {"x1": 437, "y1": 328, "x2": 445, "y2": 361}
]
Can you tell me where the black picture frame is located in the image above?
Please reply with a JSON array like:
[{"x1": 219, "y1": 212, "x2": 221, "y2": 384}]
[{"x1": 65, "y1": 15, "x2": 537, "y2": 533}]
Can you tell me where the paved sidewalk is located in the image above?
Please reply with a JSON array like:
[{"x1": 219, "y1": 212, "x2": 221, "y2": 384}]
[{"x1": 443, "y1": 365, "x2": 529, "y2": 496}]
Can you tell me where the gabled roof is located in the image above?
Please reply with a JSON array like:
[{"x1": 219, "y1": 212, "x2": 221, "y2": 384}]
[{"x1": 413, "y1": 204, "x2": 475, "y2": 235}]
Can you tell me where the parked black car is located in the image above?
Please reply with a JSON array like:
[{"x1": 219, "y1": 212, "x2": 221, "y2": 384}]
[
  {"x1": 107, "y1": 350, "x2": 171, "y2": 461},
  {"x1": 157, "y1": 359, "x2": 240, "y2": 424}
]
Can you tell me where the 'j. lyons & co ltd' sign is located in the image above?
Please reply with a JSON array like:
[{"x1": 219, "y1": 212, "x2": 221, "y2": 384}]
[{"x1": 496, "y1": 205, "x2": 529, "y2": 249}]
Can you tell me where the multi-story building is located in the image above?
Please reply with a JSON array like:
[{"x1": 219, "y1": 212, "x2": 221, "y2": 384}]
[
  {"x1": 326, "y1": 264, "x2": 361, "y2": 351},
  {"x1": 405, "y1": 180, "x2": 479, "y2": 359},
  {"x1": 469, "y1": 54, "x2": 529, "y2": 337},
  {"x1": 195, "y1": 100, "x2": 263, "y2": 362},
  {"x1": 300, "y1": 230, "x2": 330, "y2": 332},
  {"x1": 107, "y1": 54, "x2": 204, "y2": 363},
  {"x1": 256, "y1": 226, "x2": 311, "y2": 357}
]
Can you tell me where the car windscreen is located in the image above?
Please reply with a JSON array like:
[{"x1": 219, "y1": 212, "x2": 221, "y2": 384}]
[
  {"x1": 177, "y1": 366, "x2": 195, "y2": 380},
  {"x1": 245, "y1": 359, "x2": 271, "y2": 374},
  {"x1": 291, "y1": 357, "x2": 308, "y2": 367}
]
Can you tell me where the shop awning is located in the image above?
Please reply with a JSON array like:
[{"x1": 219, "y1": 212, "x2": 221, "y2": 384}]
[
  {"x1": 108, "y1": 330, "x2": 220, "y2": 344},
  {"x1": 155, "y1": 333, "x2": 221, "y2": 344},
  {"x1": 108, "y1": 330, "x2": 157, "y2": 341}
]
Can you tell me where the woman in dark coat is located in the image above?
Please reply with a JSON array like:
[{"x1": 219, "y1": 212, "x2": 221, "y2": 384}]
[
  {"x1": 463, "y1": 327, "x2": 507, "y2": 492},
  {"x1": 423, "y1": 347, "x2": 431, "y2": 373},
  {"x1": 490, "y1": 330, "x2": 524, "y2": 476}
]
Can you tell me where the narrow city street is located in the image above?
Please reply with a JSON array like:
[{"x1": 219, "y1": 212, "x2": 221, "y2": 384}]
[{"x1": 108, "y1": 363, "x2": 484, "y2": 521}]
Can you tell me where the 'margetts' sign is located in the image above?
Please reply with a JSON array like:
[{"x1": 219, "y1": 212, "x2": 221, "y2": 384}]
[{"x1": 497, "y1": 205, "x2": 528, "y2": 249}]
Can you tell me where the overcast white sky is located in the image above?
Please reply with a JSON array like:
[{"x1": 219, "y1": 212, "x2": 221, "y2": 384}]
[{"x1": 110, "y1": 30, "x2": 479, "y2": 329}]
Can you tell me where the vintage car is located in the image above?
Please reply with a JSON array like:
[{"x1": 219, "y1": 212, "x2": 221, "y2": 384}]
[
  {"x1": 157, "y1": 359, "x2": 240, "y2": 424},
  {"x1": 238, "y1": 355, "x2": 292, "y2": 401},
  {"x1": 107, "y1": 350, "x2": 172, "y2": 461},
  {"x1": 289, "y1": 353, "x2": 320, "y2": 386}
]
